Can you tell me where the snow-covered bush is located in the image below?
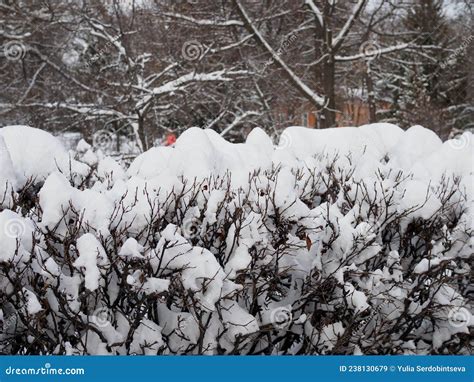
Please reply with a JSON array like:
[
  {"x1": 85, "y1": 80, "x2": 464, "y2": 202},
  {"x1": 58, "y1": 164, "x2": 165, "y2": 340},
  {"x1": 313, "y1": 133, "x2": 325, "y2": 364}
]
[{"x1": 0, "y1": 124, "x2": 472, "y2": 355}]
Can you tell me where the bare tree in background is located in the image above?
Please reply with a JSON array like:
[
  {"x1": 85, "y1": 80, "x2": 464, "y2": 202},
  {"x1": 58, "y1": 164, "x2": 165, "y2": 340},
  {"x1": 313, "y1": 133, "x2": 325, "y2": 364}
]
[
  {"x1": 0, "y1": 0, "x2": 261, "y2": 149},
  {"x1": 0, "y1": 0, "x2": 472, "y2": 149}
]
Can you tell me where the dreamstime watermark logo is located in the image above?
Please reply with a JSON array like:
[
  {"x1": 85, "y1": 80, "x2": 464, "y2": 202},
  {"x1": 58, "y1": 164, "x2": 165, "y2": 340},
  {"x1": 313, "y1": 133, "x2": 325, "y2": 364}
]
[
  {"x1": 359, "y1": 41, "x2": 381, "y2": 61},
  {"x1": 101, "y1": 0, "x2": 140, "y2": 4},
  {"x1": 83, "y1": 35, "x2": 121, "y2": 68},
  {"x1": 181, "y1": 40, "x2": 204, "y2": 61},
  {"x1": 447, "y1": 306, "x2": 471, "y2": 328},
  {"x1": 352, "y1": 301, "x2": 388, "y2": 337},
  {"x1": 91, "y1": 307, "x2": 114, "y2": 328},
  {"x1": 182, "y1": 217, "x2": 201, "y2": 239},
  {"x1": 2, "y1": 313, "x2": 17, "y2": 331},
  {"x1": 92, "y1": 128, "x2": 115, "y2": 151},
  {"x1": 260, "y1": 32, "x2": 298, "y2": 73},
  {"x1": 270, "y1": 306, "x2": 293, "y2": 329},
  {"x1": 5, "y1": 363, "x2": 85, "y2": 376},
  {"x1": 4, "y1": 218, "x2": 26, "y2": 239},
  {"x1": 3, "y1": 41, "x2": 27, "y2": 61},
  {"x1": 273, "y1": 131, "x2": 292, "y2": 150},
  {"x1": 447, "y1": 133, "x2": 470, "y2": 150},
  {"x1": 439, "y1": 33, "x2": 473, "y2": 69}
]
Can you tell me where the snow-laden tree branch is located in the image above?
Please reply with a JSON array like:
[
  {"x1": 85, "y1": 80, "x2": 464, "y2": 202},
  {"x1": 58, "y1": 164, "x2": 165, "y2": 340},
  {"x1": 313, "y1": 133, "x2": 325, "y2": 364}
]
[
  {"x1": 135, "y1": 70, "x2": 249, "y2": 112},
  {"x1": 304, "y1": 0, "x2": 324, "y2": 28},
  {"x1": 220, "y1": 110, "x2": 261, "y2": 137},
  {"x1": 332, "y1": 0, "x2": 367, "y2": 51},
  {"x1": 233, "y1": 0, "x2": 326, "y2": 108}
]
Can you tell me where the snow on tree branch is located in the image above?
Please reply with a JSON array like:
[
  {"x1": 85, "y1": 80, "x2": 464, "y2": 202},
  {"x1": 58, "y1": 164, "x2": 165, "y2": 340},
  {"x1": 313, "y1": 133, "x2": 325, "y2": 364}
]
[{"x1": 233, "y1": 0, "x2": 326, "y2": 108}]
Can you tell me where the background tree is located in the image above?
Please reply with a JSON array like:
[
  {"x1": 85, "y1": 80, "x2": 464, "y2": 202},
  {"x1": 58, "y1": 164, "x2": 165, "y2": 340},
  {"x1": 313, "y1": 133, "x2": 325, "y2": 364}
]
[{"x1": 0, "y1": 0, "x2": 472, "y2": 148}]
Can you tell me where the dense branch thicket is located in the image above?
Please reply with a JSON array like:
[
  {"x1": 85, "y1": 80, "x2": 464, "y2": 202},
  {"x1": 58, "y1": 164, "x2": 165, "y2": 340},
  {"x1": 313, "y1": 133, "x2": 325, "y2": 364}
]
[
  {"x1": 0, "y1": 124, "x2": 472, "y2": 355},
  {"x1": 1, "y1": 0, "x2": 472, "y2": 145}
]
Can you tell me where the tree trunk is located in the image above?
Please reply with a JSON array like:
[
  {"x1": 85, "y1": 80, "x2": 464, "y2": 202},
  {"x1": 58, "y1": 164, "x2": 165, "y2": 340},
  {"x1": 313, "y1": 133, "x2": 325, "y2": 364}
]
[
  {"x1": 365, "y1": 62, "x2": 377, "y2": 123},
  {"x1": 321, "y1": 29, "x2": 336, "y2": 128},
  {"x1": 136, "y1": 116, "x2": 148, "y2": 152}
]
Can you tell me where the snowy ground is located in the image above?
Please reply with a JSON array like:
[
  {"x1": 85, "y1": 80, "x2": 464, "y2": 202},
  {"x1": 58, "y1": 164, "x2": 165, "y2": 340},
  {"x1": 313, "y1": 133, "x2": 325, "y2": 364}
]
[{"x1": 0, "y1": 124, "x2": 472, "y2": 355}]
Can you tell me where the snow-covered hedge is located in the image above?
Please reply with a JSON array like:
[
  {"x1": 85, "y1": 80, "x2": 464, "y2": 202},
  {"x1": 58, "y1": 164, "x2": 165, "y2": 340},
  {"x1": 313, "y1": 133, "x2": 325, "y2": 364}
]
[{"x1": 0, "y1": 124, "x2": 472, "y2": 355}]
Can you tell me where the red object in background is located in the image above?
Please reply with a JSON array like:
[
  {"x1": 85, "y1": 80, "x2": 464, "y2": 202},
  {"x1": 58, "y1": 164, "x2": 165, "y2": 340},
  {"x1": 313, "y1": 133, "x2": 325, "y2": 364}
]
[{"x1": 165, "y1": 133, "x2": 176, "y2": 146}]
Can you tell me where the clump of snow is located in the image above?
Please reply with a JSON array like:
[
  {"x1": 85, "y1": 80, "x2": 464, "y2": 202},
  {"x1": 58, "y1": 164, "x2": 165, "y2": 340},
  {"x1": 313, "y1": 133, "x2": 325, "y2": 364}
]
[
  {"x1": 97, "y1": 156, "x2": 126, "y2": 185},
  {"x1": 76, "y1": 139, "x2": 92, "y2": 154},
  {"x1": 150, "y1": 224, "x2": 226, "y2": 311},
  {"x1": 0, "y1": 210, "x2": 35, "y2": 264},
  {"x1": 0, "y1": 125, "x2": 89, "y2": 187},
  {"x1": 128, "y1": 126, "x2": 273, "y2": 189},
  {"x1": 22, "y1": 288, "x2": 43, "y2": 315},
  {"x1": 73, "y1": 233, "x2": 108, "y2": 291},
  {"x1": 118, "y1": 238, "x2": 144, "y2": 258},
  {"x1": 130, "y1": 319, "x2": 164, "y2": 355},
  {"x1": 39, "y1": 171, "x2": 113, "y2": 236}
]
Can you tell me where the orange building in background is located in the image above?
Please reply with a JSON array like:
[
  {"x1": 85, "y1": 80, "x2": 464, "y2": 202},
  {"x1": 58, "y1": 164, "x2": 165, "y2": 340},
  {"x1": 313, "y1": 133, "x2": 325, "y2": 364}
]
[{"x1": 273, "y1": 99, "x2": 391, "y2": 129}]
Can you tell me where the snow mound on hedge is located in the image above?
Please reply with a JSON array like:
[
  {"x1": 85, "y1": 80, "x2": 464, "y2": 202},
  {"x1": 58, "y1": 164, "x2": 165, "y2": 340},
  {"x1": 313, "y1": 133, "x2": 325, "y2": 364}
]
[
  {"x1": 0, "y1": 125, "x2": 89, "y2": 188},
  {"x1": 128, "y1": 127, "x2": 274, "y2": 188},
  {"x1": 0, "y1": 123, "x2": 472, "y2": 355},
  {"x1": 127, "y1": 123, "x2": 472, "y2": 186}
]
